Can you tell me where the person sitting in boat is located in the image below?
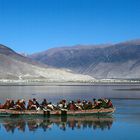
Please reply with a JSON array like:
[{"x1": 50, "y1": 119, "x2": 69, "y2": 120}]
[
  {"x1": 57, "y1": 100, "x2": 63, "y2": 109},
  {"x1": 97, "y1": 98, "x2": 108, "y2": 108},
  {"x1": 1, "y1": 99, "x2": 15, "y2": 109},
  {"x1": 93, "y1": 98, "x2": 101, "y2": 109},
  {"x1": 27, "y1": 99, "x2": 38, "y2": 110},
  {"x1": 68, "y1": 101, "x2": 77, "y2": 111},
  {"x1": 57, "y1": 99, "x2": 67, "y2": 110},
  {"x1": 33, "y1": 98, "x2": 40, "y2": 108},
  {"x1": 41, "y1": 99, "x2": 48, "y2": 109},
  {"x1": 14, "y1": 99, "x2": 26, "y2": 110},
  {"x1": 62, "y1": 99, "x2": 67, "y2": 109},
  {"x1": 107, "y1": 99, "x2": 113, "y2": 108},
  {"x1": 47, "y1": 102, "x2": 54, "y2": 110},
  {"x1": 9, "y1": 100, "x2": 15, "y2": 109},
  {"x1": 2, "y1": 99, "x2": 11, "y2": 109},
  {"x1": 41, "y1": 99, "x2": 48, "y2": 106},
  {"x1": 75, "y1": 99, "x2": 83, "y2": 110},
  {"x1": 82, "y1": 100, "x2": 88, "y2": 110},
  {"x1": 82, "y1": 100, "x2": 93, "y2": 110},
  {"x1": 87, "y1": 101, "x2": 92, "y2": 109}
]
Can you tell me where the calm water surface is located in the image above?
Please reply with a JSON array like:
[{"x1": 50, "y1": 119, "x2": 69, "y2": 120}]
[{"x1": 0, "y1": 85, "x2": 140, "y2": 140}]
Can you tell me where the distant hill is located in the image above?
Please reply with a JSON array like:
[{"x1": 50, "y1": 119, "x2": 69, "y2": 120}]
[
  {"x1": 30, "y1": 39, "x2": 140, "y2": 79},
  {"x1": 0, "y1": 44, "x2": 94, "y2": 82}
]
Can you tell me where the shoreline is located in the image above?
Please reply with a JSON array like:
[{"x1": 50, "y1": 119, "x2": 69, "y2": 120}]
[{"x1": 0, "y1": 81, "x2": 140, "y2": 86}]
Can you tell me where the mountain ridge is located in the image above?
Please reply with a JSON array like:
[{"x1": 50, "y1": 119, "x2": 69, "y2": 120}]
[
  {"x1": 0, "y1": 44, "x2": 94, "y2": 82},
  {"x1": 29, "y1": 39, "x2": 140, "y2": 79}
]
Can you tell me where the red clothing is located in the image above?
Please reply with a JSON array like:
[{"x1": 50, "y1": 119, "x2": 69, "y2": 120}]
[
  {"x1": 108, "y1": 101, "x2": 113, "y2": 107},
  {"x1": 69, "y1": 104, "x2": 76, "y2": 110}
]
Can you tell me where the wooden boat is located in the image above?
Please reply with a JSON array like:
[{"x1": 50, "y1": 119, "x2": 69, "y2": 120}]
[{"x1": 0, "y1": 108, "x2": 115, "y2": 117}]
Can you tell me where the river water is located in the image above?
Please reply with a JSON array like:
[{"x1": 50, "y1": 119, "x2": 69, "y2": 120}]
[{"x1": 0, "y1": 84, "x2": 140, "y2": 140}]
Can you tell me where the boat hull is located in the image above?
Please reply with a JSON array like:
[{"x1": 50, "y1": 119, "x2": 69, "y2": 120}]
[{"x1": 0, "y1": 108, "x2": 115, "y2": 117}]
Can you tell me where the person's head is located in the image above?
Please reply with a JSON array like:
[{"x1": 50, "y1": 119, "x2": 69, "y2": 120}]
[
  {"x1": 93, "y1": 98, "x2": 96, "y2": 101},
  {"x1": 83, "y1": 100, "x2": 86, "y2": 103},
  {"x1": 77, "y1": 99, "x2": 81, "y2": 103},
  {"x1": 11, "y1": 100, "x2": 14, "y2": 103},
  {"x1": 6, "y1": 98, "x2": 10, "y2": 102},
  {"x1": 28, "y1": 100, "x2": 33, "y2": 104},
  {"x1": 33, "y1": 98, "x2": 36, "y2": 101},
  {"x1": 63, "y1": 99, "x2": 66, "y2": 103}
]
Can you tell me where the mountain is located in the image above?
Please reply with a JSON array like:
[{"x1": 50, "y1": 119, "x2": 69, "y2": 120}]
[
  {"x1": 0, "y1": 44, "x2": 94, "y2": 82},
  {"x1": 30, "y1": 39, "x2": 140, "y2": 79}
]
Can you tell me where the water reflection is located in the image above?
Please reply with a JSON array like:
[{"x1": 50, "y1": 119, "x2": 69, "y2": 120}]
[{"x1": 0, "y1": 116, "x2": 114, "y2": 133}]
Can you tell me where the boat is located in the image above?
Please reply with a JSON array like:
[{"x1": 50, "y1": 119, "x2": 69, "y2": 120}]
[{"x1": 0, "y1": 108, "x2": 115, "y2": 117}]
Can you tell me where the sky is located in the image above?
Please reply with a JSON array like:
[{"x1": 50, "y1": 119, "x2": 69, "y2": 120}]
[{"x1": 0, "y1": 0, "x2": 140, "y2": 54}]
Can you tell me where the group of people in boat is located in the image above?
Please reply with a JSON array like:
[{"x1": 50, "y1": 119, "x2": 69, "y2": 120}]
[{"x1": 0, "y1": 98, "x2": 113, "y2": 111}]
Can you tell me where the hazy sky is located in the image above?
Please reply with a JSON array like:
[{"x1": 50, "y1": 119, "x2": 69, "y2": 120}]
[{"x1": 0, "y1": 0, "x2": 140, "y2": 53}]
